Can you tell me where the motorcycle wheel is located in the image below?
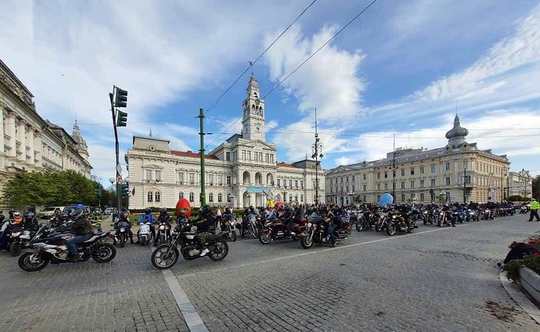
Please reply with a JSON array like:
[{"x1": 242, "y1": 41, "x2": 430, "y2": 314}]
[
  {"x1": 151, "y1": 245, "x2": 179, "y2": 269},
  {"x1": 258, "y1": 229, "x2": 272, "y2": 245},
  {"x1": 386, "y1": 224, "x2": 397, "y2": 236},
  {"x1": 92, "y1": 243, "x2": 116, "y2": 263},
  {"x1": 18, "y1": 252, "x2": 49, "y2": 272},
  {"x1": 301, "y1": 234, "x2": 314, "y2": 249},
  {"x1": 356, "y1": 223, "x2": 363, "y2": 232},
  {"x1": 209, "y1": 241, "x2": 229, "y2": 261},
  {"x1": 9, "y1": 242, "x2": 22, "y2": 257}
]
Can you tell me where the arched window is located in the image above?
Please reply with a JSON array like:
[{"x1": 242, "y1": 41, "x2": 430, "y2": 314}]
[
  {"x1": 218, "y1": 193, "x2": 223, "y2": 203},
  {"x1": 209, "y1": 193, "x2": 214, "y2": 202},
  {"x1": 155, "y1": 192, "x2": 161, "y2": 202},
  {"x1": 189, "y1": 192, "x2": 194, "y2": 202},
  {"x1": 179, "y1": 192, "x2": 184, "y2": 199},
  {"x1": 147, "y1": 192, "x2": 153, "y2": 202},
  {"x1": 243, "y1": 171, "x2": 251, "y2": 185}
]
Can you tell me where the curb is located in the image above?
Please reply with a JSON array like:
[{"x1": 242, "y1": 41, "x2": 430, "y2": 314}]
[{"x1": 499, "y1": 270, "x2": 540, "y2": 325}]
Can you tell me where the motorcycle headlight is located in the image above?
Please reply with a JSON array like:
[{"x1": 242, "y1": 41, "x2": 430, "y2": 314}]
[
  {"x1": 392, "y1": 215, "x2": 396, "y2": 219},
  {"x1": 159, "y1": 225, "x2": 165, "y2": 230}
]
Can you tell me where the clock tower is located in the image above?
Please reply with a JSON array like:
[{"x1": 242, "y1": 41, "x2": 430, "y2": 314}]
[{"x1": 241, "y1": 75, "x2": 265, "y2": 141}]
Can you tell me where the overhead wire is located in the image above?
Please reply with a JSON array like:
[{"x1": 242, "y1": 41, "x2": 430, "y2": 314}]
[
  {"x1": 205, "y1": 0, "x2": 320, "y2": 112},
  {"x1": 262, "y1": 0, "x2": 379, "y2": 99}
]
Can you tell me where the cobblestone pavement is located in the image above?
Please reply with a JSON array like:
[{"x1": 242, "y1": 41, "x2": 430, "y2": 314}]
[
  {"x1": 0, "y1": 216, "x2": 538, "y2": 331},
  {"x1": 0, "y1": 244, "x2": 189, "y2": 332},
  {"x1": 171, "y1": 216, "x2": 540, "y2": 331}
]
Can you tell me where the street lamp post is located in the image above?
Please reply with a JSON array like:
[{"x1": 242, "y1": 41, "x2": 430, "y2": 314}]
[{"x1": 312, "y1": 108, "x2": 323, "y2": 206}]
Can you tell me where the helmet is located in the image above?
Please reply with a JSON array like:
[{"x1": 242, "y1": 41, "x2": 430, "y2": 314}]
[
  {"x1": 145, "y1": 208, "x2": 152, "y2": 214},
  {"x1": 24, "y1": 211, "x2": 35, "y2": 221},
  {"x1": 69, "y1": 208, "x2": 85, "y2": 220},
  {"x1": 12, "y1": 212, "x2": 23, "y2": 224}
]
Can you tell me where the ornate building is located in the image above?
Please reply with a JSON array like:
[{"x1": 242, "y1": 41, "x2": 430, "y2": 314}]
[
  {"x1": 326, "y1": 116, "x2": 510, "y2": 205},
  {"x1": 126, "y1": 75, "x2": 324, "y2": 209},
  {"x1": 0, "y1": 59, "x2": 92, "y2": 204},
  {"x1": 508, "y1": 169, "x2": 532, "y2": 199}
]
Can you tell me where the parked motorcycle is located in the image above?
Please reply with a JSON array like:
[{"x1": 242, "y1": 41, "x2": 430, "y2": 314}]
[
  {"x1": 138, "y1": 221, "x2": 152, "y2": 246},
  {"x1": 385, "y1": 210, "x2": 414, "y2": 236},
  {"x1": 258, "y1": 218, "x2": 306, "y2": 245},
  {"x1": 18, "y1": 226, "x2": 116, "y2": 272},
  {"x1": 114, "y1": 220, "x2": 131, "y2": 248},
  {"x1": 151, "y1": 223, "x2": 229, "y2": 269},
  {"x1": 155, "y1": 221, "x2": 171, "y2": 245}
]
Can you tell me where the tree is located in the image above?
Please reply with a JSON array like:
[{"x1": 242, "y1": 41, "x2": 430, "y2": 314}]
[{"x1": 1, "y1": 170, "x2": 102, "y2": 209}]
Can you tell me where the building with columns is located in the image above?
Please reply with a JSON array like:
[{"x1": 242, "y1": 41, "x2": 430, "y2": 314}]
[
  {"x1": 0, "y1": 59, "x2": 92, "y2": 203},
  {"x1": 508, "y1": 169, "x2": 533, "y2": 199},
  {"x1": 326, "y1": 115, "x2": 510, "y2": 205},
  {"x1": 126, "y1": 75, "x2": 324, "y2": 209}
]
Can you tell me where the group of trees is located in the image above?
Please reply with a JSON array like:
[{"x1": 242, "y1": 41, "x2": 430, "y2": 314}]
[{"x1": 2, "y1": 170, "x2": 115, "y2": 209}]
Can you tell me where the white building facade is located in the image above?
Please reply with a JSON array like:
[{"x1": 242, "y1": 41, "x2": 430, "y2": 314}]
[
  {"x1": 508, "y1": 169, "x2": 532, "y2": 199},
  {"x1": 0, "y1": 59, "x2": 92, "y2": 205},
  {"x1": 127, "y1": 76, "x2": 324, "y2": 209},
  {"x1": 326, "y1": 116, "x2": 510, "y2": 205}
]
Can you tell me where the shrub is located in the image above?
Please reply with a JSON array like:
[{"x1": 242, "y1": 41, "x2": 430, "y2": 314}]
[{"x1": 504, "y1": 255, "x2": 540, "y2": 281}]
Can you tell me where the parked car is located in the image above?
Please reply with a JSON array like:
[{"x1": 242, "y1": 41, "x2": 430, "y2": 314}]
[{"x1": 38, "y1": 207, "x2": 65, "y2": 220}]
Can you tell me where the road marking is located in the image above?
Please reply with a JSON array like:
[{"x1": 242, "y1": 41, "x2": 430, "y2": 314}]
[
  {"x1": 178, "y1": 227, "x2": 451, "y2": 279},
  {"x1": 162, "y1": 269, "x2": 209, "y2": 332},
  {"x1": 150, "y1": 246, "x2": 209, "y2": 332}
]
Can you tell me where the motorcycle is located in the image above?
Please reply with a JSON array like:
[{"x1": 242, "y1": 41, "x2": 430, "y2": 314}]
[
  {"x1": 242, "y1": 213, "x2": 260, "y2": 239},
  {"x1": 151, "y1": 223, "x2": 229, "y2": 269},
  {"x1": 155, "y1": 221, "x2": 171, "y2": 245},
  {"x1": 8, "y1": 228, "x2": 32, "y2": 257},
  {"x1": 385, "y1": 210, "x2": 414, "y2": 236},
  {"x1": 138, "y1": 221, "x2": 152, "y2": 246},
  {"x1": 18, "y1": 225, "x2": 116, "y2": 272},
  {"x1": 114, "y1": 220, "x2": 131, "y2": 248},
  {"x1": 217, "y1": 216, "x2": 237, "y2": 242},
  {"x1": 300, "y1": 216, "x2": 337, "y2": 249},
  {"x1": 258, "y1": 218, "x2": 306, "y2": 245}
]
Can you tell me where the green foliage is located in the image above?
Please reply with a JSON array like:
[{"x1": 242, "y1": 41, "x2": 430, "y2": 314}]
[
  {"x1": 504, "y1": 255, "x2": 540, "y2": 282},
  {"x1": 508, "y1": 195, "x2": 527, "y2": 202},
  {"x1": 1, "y1": 170, "x2": 104, "y2": 209}
]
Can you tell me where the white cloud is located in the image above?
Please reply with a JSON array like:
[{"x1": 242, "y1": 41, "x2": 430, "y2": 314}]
[
  {"x1": 265, "y1": 25, "x2": 366, "y2": 123},
  {"x1": 370, "y1": 3, "x2": 540, "y2": 125},
  {"x1": 340, "y1": 111, "x2": 540, "y2": 166},
  {"x1": 265, "y1": 120, "x2": 278, "y2": 134},
  {"x1": 273, "y1": 119, "x2": 347, "y2": 162}
]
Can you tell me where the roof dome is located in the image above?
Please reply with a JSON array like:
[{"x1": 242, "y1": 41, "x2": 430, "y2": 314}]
[
  {"x1": 445, "y1": 115, "x2": 468, "y2": 139},
  {"x1": 445, "y1": 114, "x2": 469, "y2": 146}
]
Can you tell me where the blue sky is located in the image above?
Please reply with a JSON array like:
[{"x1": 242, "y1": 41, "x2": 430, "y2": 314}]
[{"x1": 1, "y1": 0, "x2": 540, "y2": 184}]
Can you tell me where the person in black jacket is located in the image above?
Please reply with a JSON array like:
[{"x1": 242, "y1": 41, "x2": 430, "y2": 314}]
[{"x1": 66, "y1": 209, "x2": 93, "y2": 261}]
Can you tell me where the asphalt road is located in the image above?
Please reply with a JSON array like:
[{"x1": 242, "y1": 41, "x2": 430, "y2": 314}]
[{"x1": 0, "y1": 215, "x2": 538, "y2": 331}]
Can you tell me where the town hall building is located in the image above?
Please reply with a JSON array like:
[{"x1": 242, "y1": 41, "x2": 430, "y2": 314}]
[{"x1": 126, "y1": 75, "x2": 324, "y2": 209}]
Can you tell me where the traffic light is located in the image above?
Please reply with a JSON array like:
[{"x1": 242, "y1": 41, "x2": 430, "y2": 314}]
[
  {"x1": 121, "y1": 183, "x2": 130, "y2": 197},
  {"x1": 116, "y1": 110, "x2": 128, "y2": 127},
  {"x1": 114, "y1": 87, "x2": 128, "y2": 108}
]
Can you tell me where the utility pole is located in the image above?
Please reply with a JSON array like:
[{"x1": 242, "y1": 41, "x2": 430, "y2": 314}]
[
  {"x1": 198, "y1": 108, "x2": 206, "y2": 207},
  {"x1": 312, "y1": 108, "x2": 323, "y2": 206},
  {"x1": 109, "y1": 85, "x2": 128, "y2": 212},
  {"x1": 392, "y1": 133, "x2": 396, "y2": 201}
]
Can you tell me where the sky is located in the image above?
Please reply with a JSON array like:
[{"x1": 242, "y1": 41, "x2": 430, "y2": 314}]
[{"x1": 1, "y1": 0, "x2": 540, "y2": 185}]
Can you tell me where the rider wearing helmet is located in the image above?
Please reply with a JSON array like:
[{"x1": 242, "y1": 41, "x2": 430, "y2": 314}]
[
  {"x1": 66, "y1": 208, "x2": 94, "y2": 261},
  {"x1": 155, "y1": 208, "x2": 172, "y2": 245},
  {"x1": 114, "y1": 208, "x2": 134, "y2": 244},
  {"x1": 138, "y1": 208, "x2": 156, "y2": 244}
]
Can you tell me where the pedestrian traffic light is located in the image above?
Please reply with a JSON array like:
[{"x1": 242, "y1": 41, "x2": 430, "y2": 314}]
[
  {"x1": 114, "y1": 87, "x2": 128, "y2": 108},
  {"x1": 116, "y1": 110, "x2": 128, "y2": 127}
]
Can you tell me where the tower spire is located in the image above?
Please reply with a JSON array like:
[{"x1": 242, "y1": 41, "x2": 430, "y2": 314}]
[{"x1": 241, "y1": 74, "x2": 265, "y2": 141}]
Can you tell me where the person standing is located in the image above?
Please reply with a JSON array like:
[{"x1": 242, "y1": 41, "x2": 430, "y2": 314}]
[{"x1": 529, "y1": 198, "x2": 540, "y2": 222}]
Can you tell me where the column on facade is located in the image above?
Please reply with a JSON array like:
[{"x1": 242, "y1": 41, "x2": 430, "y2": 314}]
[
  {"x1": 5, "y1": 112, "x2": 16, "y2": 157},
  {"x1": 27, "y1": 126, "x2": 34, "y2": 165},
  {"x1": 17, "y1": 119, "x2": 26, "y2": 161},
  {"x1": 0, "y1": 109, "x2": 4, "y2": 155},
  {"x1": 33, "y1": 130, "x2": 42, "y2": 165},
  {"x1": 250, "y1": 192, "x2": 256, "y2": 207}
]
